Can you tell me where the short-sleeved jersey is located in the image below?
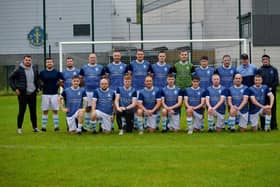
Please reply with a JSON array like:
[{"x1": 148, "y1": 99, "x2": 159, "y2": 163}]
[
  {"x1": 138, "y1": 87, "x2": 161, "y2": 111},
  {"x1": 174, "y1": 61, "x2": 193, "y2": 88},
  {"x1": 161, "y1": 86, "x2": 182, "y2": 115},
  {"x1": 79, "y1": 64, "x2": 105, "y2": 92},
  {"x1": 193, "y1": 66, "x2": 215, "y2": 90},
  {"x1": 151, "y1": 63, "x2": 171, "y2": 88},
  {"x1": 105, "y1": 62, "x2": 127, "y2": 91},
  {"x1": 61, "y1": 87, "x2": 86, "y2": 117},
  {"x1": 116, "y1": 86, "x2": 137, "y2": 113},
  {"x1": 215, "y1": 66, "x2": 236, "y2": 89},
  {"x1": 93, "y1": 88, "x2": 115, "y2": 115},
  {"x1": 205, "y1": 85, "x2": 227, "y2": 114},
  {"x1": 236, "y1": 64, "x2": 257, "y2": 87},
  {"x1": 184, "y1": 87, "x2": 205, "y2": 115},
  {"x1": 249, "y1": 85, "x2": 272, "y2": 114},
  {"x1": 128, "y1": 60, "x2": 151, "y2": 90},
  {"x1": 228, "y1": 85, "x2": 249, "y2": 114},
  {"x1": 39, "y1": 69, "x2": 64, "y2": 94},
  {"x1": 62, "y1": 68, "x2": 80, "y2": 89}
]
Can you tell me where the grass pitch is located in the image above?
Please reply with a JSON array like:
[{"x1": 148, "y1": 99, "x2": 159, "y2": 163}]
[{"x1": 0, "y1": 95, "x2": 280, "y2": 187}]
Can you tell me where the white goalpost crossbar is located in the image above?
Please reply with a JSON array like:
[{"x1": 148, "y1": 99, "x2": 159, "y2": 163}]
[{"x1": 59, "y1": 38, "x2": 248, "y2": 72}]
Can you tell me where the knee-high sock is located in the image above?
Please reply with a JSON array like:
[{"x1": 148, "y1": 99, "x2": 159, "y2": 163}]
[
  {"x1": 53, "y1": 114, "x2": 59, "y2": 128},
  {"x1": 228, "y1": 116, "x2": 236, "y2": 129},
  {"x1": 90, "y1": 120, "x2": 96, "y2": 130},
  {"x1": 187, "y1": 117, "x2": 193, "y2": 131},
  {"x1": 42, "y1": 114, "x2": 48, "y2": 128},
  {"x1": 208, "y1": 115, "x2": 214, "y2": 130},
  {"x1": 136, "y1": 116, "x2": 143, "y2": 131},
  {"x1": 162, "y1": 116, "x2": 167, "y2": 130},
  {"x1": 265, "y1": 115, "x2": 271, "y2": 130},
  {"x1": 85, "y1": 113, "x2": 91, "y2": 129}
]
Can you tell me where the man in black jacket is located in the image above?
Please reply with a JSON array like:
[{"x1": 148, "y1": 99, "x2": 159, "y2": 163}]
[
  {"x1": 9, "y1": 55, "x2": 40, "y2": 134},
  {"x1": 257, "y1": 54, "x2": 279, "y2": 130}
]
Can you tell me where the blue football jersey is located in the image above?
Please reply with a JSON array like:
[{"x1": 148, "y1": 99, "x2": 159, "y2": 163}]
[
  {"x1": 62, "y1": 68, "x2": 80, "y2": 89},
  {"x1": 39, "y1": 69, "x2": 64, "y2": 94},
  {"x1": 105, "y1": 62, "x2": 127, "y2": 91},
  {"x1": 128, "y1": 60, "x2": 151, "y2": 90},
  {"x1": 93, "y1": 88, "x2": 115, "y2": 115},
  {"x1": 205, "y1": 85, "x2": 227, "y2": 114},
  {"x1": 161, "y1": 86, "x2": 182, "y2": 114},
  {"x1": 138, "y1": 87, "x2": 161, "y2": 111},
  {"x1": 116, "y1": 86, "x2": 137, "y2": 113},
  {"x1": 61, "y1": 87, "x2": 86, "y2": 117},
  {"x1": 228, "y1": 85, "x2": 249, "y2": 114},
  {"x1": 184, "y1": 87, "x2": 205, "y2": 115},
  {"x1": 193, "y1": 66, "x2": 215, "y2": 90},
  {"x1": 151, "y1": 63, "x2": 171, "y2": 88},
  {"x1": 79, "y1": 64, "x2": 105, "y2": 92},
  {"x1": 249, "y1": 85, "x2": 271, "y2": 114},
  {"x1": 215, "y1": 66, "x2": 236, "y2": 89}
]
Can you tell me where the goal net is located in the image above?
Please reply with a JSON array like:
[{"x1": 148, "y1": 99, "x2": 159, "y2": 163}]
[{"x1": 59, "y1": 39, "x2": 248, "y2": 72}]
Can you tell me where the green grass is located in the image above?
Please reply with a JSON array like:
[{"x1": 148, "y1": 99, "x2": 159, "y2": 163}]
[{"x1": 0, "y1": 94, "x2": 280, "y2": 187}]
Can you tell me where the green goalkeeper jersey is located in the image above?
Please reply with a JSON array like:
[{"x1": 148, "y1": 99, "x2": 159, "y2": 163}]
[{"x1": 174, "y1": 61, "x2": 193, "y2": 89}]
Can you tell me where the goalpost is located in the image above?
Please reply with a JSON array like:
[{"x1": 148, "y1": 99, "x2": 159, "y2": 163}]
[{"x1": 59, "y1": 38, "x2": 248, "y2": 72}]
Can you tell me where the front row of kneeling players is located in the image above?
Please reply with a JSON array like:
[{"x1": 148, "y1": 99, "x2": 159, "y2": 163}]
[{"x1": 59, "y1": 73, "x2": 274, "y2": 135}]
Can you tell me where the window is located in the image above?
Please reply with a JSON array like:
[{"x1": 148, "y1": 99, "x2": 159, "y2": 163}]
[
  {"x1": 73, "y1": 24, "x2": 90, "y2": 36},
  {"x1": 241, "y1": 13, "x2": 251, "y2": 39}
]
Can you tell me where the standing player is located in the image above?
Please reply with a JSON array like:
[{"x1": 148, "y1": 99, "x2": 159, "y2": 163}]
[
  {"x1": 150, "y1": 51, "x2": 171, "y2": 88},
  {"x1": 193, "y1": 56, "x2": 215, "y2": 90},
  {"x1": 79, "y1": 53, "x2": 105, "y2": 130},
  {"x1": 227, "y1": 74, "x2": 249, "y2": 132},
  {"x1": 249, "y1": 75, "x2": 274, "y2": 132},
  {"x1": 184, "y1": 76, "x2": 206, "y2": 134},
  {"x1": 215, "y1": 55, "x2": 237, "y2": 127},
  {"x1": 171, "y1": 50, "x2": 194, "y2": 89},
  {"x1": 127, "y1": 49, "x2": 152, "y2": 91},
  {"x1": 62, "y1": 56, "x2": 80, "y2": 89},
  {"x1": 236, "y1": 53, "x2": 257, "y2": 87},
  {"x1": 39, "y1": 58, "x2": 64, "y2": 132},
  {"x1": 137, "y1": 75, "x2": 161, "y2": 134},
  {"x1": 161, "y1": 74, "x2": 183, "y2": 132},
  {"x1": 205, "y1": 74, "x2": 227, "y2": 132},
  {"x1": 114, "y1": 75, "x2": 137, "y2": 135},
  {"x1": 91, "y1": 78, "x2": 115, "y2": 133},
  {"x1": 59, "y1": 75, "x2": 87, "y2": 134},
  {"x1": 215, "y1": 55, "x2": 236, "y2": 89},
  {"x1": 105, "y1": 51, "x2": 128, "y2": 91}
]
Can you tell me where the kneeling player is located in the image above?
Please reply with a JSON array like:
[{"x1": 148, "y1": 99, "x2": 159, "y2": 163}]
[
  {"x1": 161, "y1": 74, "x2": 183, "y2": 132},
  {"x1": 137, "y1": 75, "x2": 161, "y2": 134},
  {"x1": 227, "y1": 74, "x2": 249, "y2": 132},
  {"x1": 249, "y1": 75, "x2": 274, "y2": 131},
  {"x1": 115, "y1": 75, "x2": 137, "y2": 135},
  {"x1": 184, "y1": 76, "x2": 206, "y2": 134},
  {"x1": 205, "y1": 74, "x2": 227, "y2": 132},
  {"x1": 59, "y1": 75, "x2": 87, "y2": 134},
  {"x1": 91, "y1": 78, "x2": 115, "y2": 134}
]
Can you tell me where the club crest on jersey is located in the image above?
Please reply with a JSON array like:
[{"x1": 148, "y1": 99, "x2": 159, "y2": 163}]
[
  {"x1": 207, "y1": 70, "x2": 210, "y2": 74},
  {"x1": 240, "y1": 89, "x2": 244, "y2": 93},
  {"x1": 129, "y1": 92, "x2": 132, "y2": 96},
  {"x1": 143, "y1": 65, "x2": 146, "y2": 69},
  {"x1": 152, "y1": 91, "x2": 155, "y2": 96},
  {"x1": 230, "y1": 70, "x2": 234, "y2": 74},
  {"x1": 270, "y1": 70, "x2": 273, "y2": 74},
  {"x1": 78, "y1": 92, "x2": 81, "y2": 95},
  {"x1": 120, "y1": 66, "x2": 123, "y2": 70},
  {"x1": 174, "y1": 90, "x2": 178, "y2": 95},
  {"x1": 164, "y1": 67, "x2": 168, "y2": 71},
  {"x1": 73, "y1": 72, "x2": 77, "y2": 75},
  {"x1": 261, "y1": 89, "x2": 264, "y2": 93},
  {"x1": 219, "y1": 89, "x2": 222, "y2": 94},
  {"x1": 198, "y1": 92, "x2": 200, "y2": 95}
]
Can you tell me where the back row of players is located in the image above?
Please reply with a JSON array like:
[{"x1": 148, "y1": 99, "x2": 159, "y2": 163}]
[{"x1": 39, "y1": 50, "x2": 278, "y2": 134}]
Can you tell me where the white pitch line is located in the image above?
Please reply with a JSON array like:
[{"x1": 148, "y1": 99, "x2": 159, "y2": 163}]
[{"x1": 0, "y1": 143, "x2": 278, "y2": 151}]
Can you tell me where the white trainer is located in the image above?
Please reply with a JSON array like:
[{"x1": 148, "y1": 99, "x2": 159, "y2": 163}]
[
  {"x1": 118, "y1": 129, "x2": 124, "y2": 135},
  {"x1": 139, "y1": 131, "x2": 143, "y2": 135},
  {"x1": 17, "y1": 129, "x2": 22, "y2": 134}
]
